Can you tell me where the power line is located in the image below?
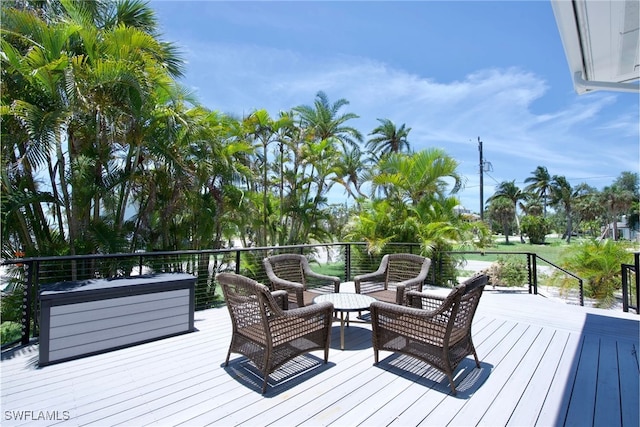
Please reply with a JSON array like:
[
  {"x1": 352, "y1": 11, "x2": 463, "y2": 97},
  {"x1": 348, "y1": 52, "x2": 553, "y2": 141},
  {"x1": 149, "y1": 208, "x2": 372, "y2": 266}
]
[
  {"x1": 484, "y1": 171, "x2": 501, "y2": 185},
  {"x1": 466, "y1": 175, "x2": 620, "y2": 189},
  {"x1": 565, "y1": 175, "x2": 619, "y2": 182}
]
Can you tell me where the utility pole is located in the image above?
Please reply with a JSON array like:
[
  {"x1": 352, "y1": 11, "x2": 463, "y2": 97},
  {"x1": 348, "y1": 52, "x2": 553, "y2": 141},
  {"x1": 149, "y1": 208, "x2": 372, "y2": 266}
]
[{"x1": 478, "y1": 137, "x2": 484, "y2": 221}]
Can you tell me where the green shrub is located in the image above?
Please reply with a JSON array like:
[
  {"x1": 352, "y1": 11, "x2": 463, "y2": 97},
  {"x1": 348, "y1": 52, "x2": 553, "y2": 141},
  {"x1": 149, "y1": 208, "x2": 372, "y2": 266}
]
[
  {"x1": 1, "y1": 287, "x2": 24, "y2": 323},
  {"x1": 521, "y1": 215, "x2": 551, "y2": 244},
  {"x1": 559, "y1": 239, "x2": 634, "y2": 307},
  {"x1": 488, "y1": 255, "x2": 528, "y2": 287},
  {"x1": 1, "y1": 321, "x2": 22, "y2": 345}
]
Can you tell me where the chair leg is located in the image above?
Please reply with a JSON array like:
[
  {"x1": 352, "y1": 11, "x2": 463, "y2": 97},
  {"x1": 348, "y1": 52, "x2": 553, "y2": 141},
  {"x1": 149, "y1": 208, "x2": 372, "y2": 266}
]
[
  {"x1": 472, "y1": 347, "x2": 480, "y2": 368},
  {"x1": 444, "y1": 358, "x2": 457, "y2": 395},
  {"x1": 373, "y1": 348, "x2": 379, "y2": 364},
  {"x1": 447, "y1": 372, "x2": 457, "y2": 395},
  {"x1": 262, "y1": 375, "x2": 269, "y2": 394},
  {"x1": 225, "y1": 348, "x2": 232, "y2": 366}
]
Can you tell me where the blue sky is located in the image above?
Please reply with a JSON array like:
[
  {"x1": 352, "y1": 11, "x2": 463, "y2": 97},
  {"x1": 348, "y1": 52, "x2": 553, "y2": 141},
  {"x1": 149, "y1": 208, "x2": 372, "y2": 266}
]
[{"x1": 150, "y1": 0, "x2": 639, "y2": 213}]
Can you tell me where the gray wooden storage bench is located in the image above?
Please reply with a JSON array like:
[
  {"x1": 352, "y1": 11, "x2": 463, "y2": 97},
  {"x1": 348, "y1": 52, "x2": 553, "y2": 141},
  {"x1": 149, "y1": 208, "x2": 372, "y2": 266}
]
[{"x1": 39, "y1": 273, "x2": 196, "y2": 366}]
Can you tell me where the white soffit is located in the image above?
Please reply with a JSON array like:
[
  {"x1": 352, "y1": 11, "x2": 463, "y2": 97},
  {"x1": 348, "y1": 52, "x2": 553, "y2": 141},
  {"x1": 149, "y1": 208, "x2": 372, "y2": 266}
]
[{"x1": 551, "y1": 0, "x2": 640, "y2": 94}]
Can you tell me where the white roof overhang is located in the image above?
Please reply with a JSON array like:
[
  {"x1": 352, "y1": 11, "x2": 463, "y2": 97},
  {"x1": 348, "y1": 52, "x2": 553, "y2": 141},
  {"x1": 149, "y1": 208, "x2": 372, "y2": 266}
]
[{"x1": 551, "y1": 0, "x2": 640, "y2": 94}]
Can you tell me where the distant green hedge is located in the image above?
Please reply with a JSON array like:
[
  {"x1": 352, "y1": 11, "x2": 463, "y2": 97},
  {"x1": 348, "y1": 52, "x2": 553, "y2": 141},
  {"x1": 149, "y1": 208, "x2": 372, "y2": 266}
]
[{"x1": 1, "y1": 322, "x2": 21, "y2": 345}]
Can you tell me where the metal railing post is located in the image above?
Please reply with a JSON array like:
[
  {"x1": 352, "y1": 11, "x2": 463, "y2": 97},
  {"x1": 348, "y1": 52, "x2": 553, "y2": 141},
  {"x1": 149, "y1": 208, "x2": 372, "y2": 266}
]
[
  {"x1": 578, "y1": 278, "x2": 584, "y2": 307},
  {"x1": 622, "y1": 265, "x2": 630, "y2": 313},
  {"x1": 235, "y1": 250, "x2": 241, "y2": 274},
  {"x1": 635, "y1": 252, "x2": 639, "y2": 314},
  {"x1": 531, "y1": 254, "x2": 538, "y2": 295},
  {"x1": 21, "y1": 261, "x2": 34, "y2": 345},
  {"x1": 526, "y1": 254, "x2": 532, "y2": 294},
  {"x1": 345, "y1": 244, "x2": 351, "y2": 281}
]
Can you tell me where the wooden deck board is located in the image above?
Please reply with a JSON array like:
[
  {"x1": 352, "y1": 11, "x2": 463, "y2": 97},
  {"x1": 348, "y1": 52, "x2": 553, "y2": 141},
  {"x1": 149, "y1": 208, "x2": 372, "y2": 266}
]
[
  {"x1": 367, "y1": 316, "x2": 498, "y2": 426},
  {"x1": 534, "y1": 333, "x2": 582, "y2": 427},
  {"x1": 565, "y1": 334, "x2": 600, "y2": 426},
  {"x1": 618, "y1": 340, "x2": 640, "y2": 427},
  {"x1": 390, "y1": 320, "x2": 521, "y2": 427},
  {"x1": 1, "y1": 291, "x2": 638, "y2": 427},
  {"x1": 422, "y1": 322, "x2": 538, "y2": 426},
  {"x1": 505, "y1": 329, "x2": 571, "y2": 426},
  {"x1": 594, "y1": 337, "x2": 623, "y2": 427},
  {"x1": 474, "y1": 327, "x2": 556, "y2": 426}
]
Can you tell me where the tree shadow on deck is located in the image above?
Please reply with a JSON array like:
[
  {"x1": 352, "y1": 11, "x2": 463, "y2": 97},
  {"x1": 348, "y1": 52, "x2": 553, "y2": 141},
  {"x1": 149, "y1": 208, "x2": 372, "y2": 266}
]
[
  {"x1": 1, "y1": 342, "x2": 40, "y2": 369},
  {"x1": 222, "y1": 353, "x2": 335, "y2": 397},
  {"x1": 374, "y1": 353, "x2": 493, "y2": 399}
]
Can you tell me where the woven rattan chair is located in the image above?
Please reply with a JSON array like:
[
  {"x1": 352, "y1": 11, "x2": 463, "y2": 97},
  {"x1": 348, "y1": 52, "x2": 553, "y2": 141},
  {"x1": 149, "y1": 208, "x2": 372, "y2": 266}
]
[
  {"x1": 217, "y1": 272, "x2": 334, "y2": 394},
  {"x1": 354, "y1": 253, "x2": 431, "y2": 304},
  {"x1": 370, "y1": 274, "x2": 487, "y2": 395},
  {"x1": 263, "y1": 254, "x2": 341, "y2": 308}
]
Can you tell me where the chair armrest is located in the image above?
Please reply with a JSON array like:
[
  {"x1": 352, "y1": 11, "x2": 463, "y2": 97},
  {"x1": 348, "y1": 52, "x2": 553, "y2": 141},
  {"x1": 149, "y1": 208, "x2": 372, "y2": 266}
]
[
  {"x1": 271, "y1": 290, "x2": 289, "y2": 310},
  {"x1": 404, "y1": 290, "x2": 449, "y2": 311},
  {"x1": 269, "y1": 301, "x2": 334, "y2": 342},
  {"x1": 354, "y1": 271, "x2": 385, "y2": 282},
  {"x1": 371, "y1": 300, "x2": 440, "y2": 320},
  {"x1": 304, "y1": 271, "x2": 341, "y2": 292},
  {"x1": 353, "y1": 271, "x2": 386, "y2": 293},
  {"x1": 281, "y1": 301, "x2": 335, "y2": 325},
  {"x1": 284, "y1": 300, "x2": 334, "y2": 317},
  {"x1": 393, "y1": 278, "x2": 425, "y2": 304},
  {"x1": 270, "y1": 279, "x2": 305, "y2": 307},
  {"x1": 270, "y1": 276, "x2": 304, "y2": 290},
  {"x1": 396, "y1": 276, "x2": 425, "y2": 291},
  {"x1": 395, "y1": 283, "x2": 406, "y2": 305}
]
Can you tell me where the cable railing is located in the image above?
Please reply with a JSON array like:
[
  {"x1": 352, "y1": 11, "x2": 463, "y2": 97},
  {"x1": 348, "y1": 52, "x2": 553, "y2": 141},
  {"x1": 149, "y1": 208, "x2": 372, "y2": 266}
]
[
  {"x1": 0, "y1": 242, "x2": 416, "y2": 347},
  {"x1": 0, "y1": 243, "x2": 590, "y2": 349},
  {"x1": 441, "y1": 250, "x2": 584, "y2": 304}
]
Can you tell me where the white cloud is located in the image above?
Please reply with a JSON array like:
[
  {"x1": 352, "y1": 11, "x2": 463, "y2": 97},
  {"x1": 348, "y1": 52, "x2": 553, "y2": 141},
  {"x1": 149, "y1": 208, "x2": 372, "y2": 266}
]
[{"x1": 178, "y1": 39, "x2": 638, "y2": 211}]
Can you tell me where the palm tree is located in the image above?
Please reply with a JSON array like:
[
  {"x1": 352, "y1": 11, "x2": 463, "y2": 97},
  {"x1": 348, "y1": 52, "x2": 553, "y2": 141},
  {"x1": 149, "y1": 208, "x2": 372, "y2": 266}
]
[
  {"x1": 1, "y1": 0, "x2": 184, "y2": 261},
  {"x1": 487, "y1": 180, "x2": 527, "y2": 243},
  {"x1": 574, "y1": 191, "x2": 604, "y2": 237},
  {"x1": 242, "y1": 109, "x2": 279, "y2": 246},
  {"x1": 293, "y1": 91, "x2": 363, "y2": 152},
  {"x1": 291, "y1": 137, "x2": 340, "y2": 243},
  {"x1": 487, "y1": 197, "x2": 515, "y2": 243},
  {"x1": 524, "y1": 166, "x2": 552, "y2": 217},
  {"x1": 598, "y1": 185, "x2": 634, "y2": 240},
  {"x1": 343, "y1": 199, "x2": 399, "y2": 254},
  {"x1": 549, "y1": 175, "x2": 579, "y2": 243},
  {"x1": 366, "y1": 118, "x2": 411, "y2": 161},
  {"x1": 348, "y1": 149, "x2": 467, "y2": 277},
  {"x1": 612, "y1": 172, "x2": 639, "y2": 233},
  {"x1": 331, "y1": 146, "x2": 368, "y2": 201},
  {"x1": 412, "y1": 195, "x2": 467, "y2": 250},
  {"x1": 372, "y1": 149, "x2": 463, "y2": 205}
]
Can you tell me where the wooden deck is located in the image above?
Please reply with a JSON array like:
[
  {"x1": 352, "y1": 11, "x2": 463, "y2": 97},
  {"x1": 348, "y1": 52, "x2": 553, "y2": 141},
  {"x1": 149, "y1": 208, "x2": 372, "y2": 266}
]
[{"x1": 2, "y1": 288, "x2": 638, "y2": 426}]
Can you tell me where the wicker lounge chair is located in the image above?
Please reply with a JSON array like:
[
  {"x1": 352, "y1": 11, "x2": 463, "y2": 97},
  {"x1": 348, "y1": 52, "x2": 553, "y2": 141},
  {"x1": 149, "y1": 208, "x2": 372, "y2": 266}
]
[
  {"x1": 217, "y1": 272, "x2": 334, "y2": 394},
  {"x1": 370, "y1": 273, "x2": 487, "y2": 395},
  {"x1": 263, "y1": 253, "x2": 341, "y2": 308},
  {"x1": 354, "y1": 253, "x2": 431, "y2": 304}
]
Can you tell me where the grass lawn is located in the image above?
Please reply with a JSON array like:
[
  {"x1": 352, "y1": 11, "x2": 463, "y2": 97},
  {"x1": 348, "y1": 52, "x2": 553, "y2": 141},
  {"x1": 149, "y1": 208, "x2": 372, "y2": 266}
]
[
  {"x1": 311, "y1": 236, "x2": 580, "y2": 278},
  {"x1": 456, "y1": 236, "x2": 578, "y2": 266},
  {"x1": 313, "y1": 262, "x2": 344, "y2": 278}
]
